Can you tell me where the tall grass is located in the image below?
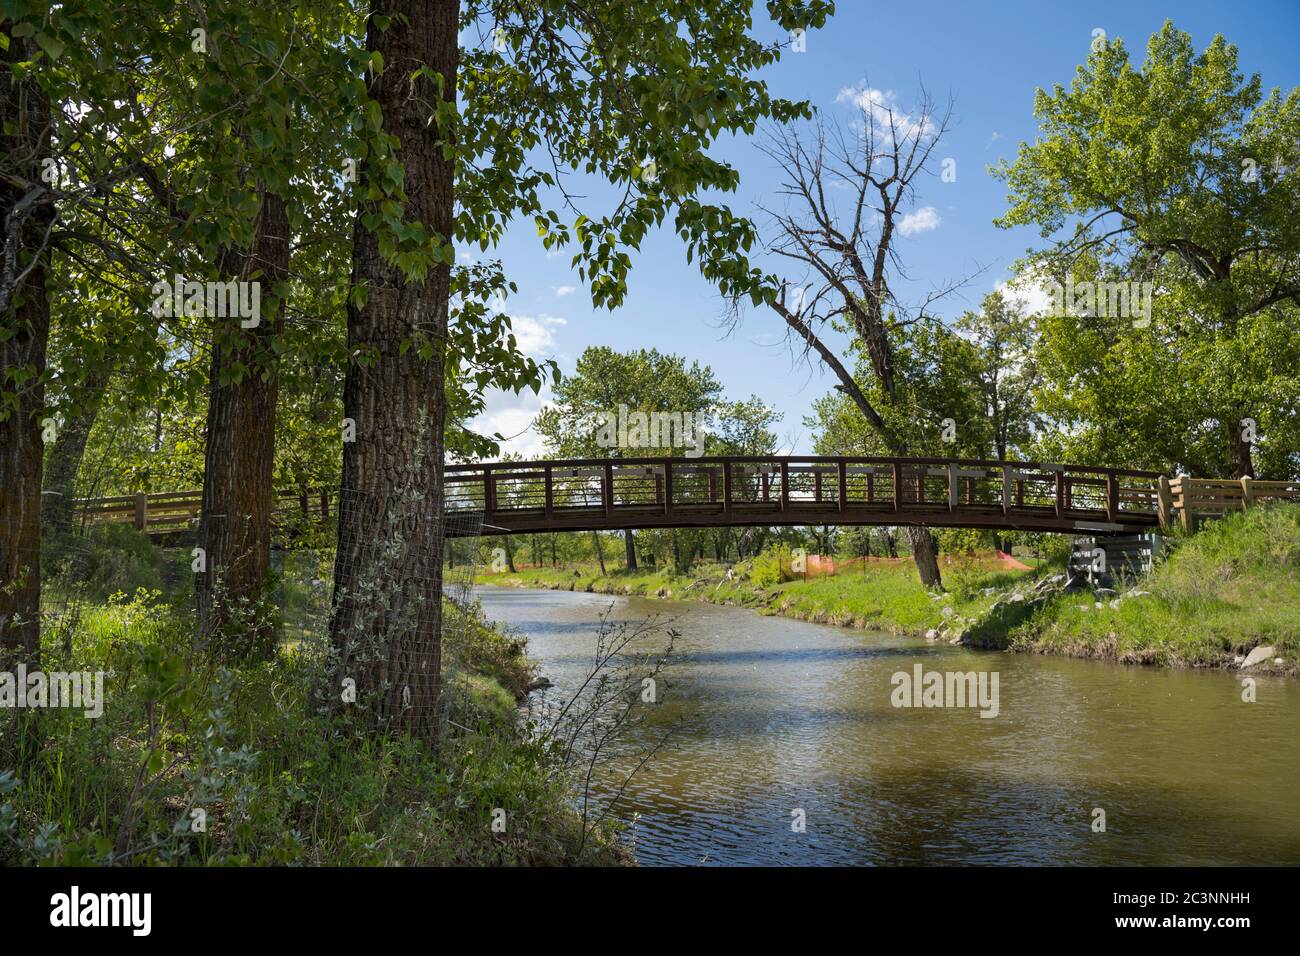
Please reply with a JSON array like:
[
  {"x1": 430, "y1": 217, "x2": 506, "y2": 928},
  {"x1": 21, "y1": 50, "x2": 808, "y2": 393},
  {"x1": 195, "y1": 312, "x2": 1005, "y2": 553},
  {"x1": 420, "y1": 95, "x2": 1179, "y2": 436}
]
[
  {"x1": 1017, "y1": 504, "x2": 1300, "y2": 667},
  {"x1": 2, "y1": 532, "x2": 627, "y2": 866}
]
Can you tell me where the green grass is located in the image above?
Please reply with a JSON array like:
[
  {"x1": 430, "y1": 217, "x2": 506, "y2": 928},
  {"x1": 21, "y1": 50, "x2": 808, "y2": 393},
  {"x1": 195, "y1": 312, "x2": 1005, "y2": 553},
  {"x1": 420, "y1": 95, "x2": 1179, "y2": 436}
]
[
  {"x1": 1010, "y1": 504, "x2": 1300, "y2": 669},
  {"x1": 4, "y1": 543, "x2": 628, "y2": 867},
  {"x1": 481, "y1": 554, "x2": 1037, "y2": 633},
  {"x1": 483, "y1": 506, "x2": 1300, "y2": 673}
]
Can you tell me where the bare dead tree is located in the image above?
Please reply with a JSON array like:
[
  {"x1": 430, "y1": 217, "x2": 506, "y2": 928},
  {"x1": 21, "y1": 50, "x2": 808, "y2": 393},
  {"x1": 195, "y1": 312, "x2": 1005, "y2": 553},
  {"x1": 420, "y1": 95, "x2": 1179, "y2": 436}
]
[{"x1": 727, "y1": 86, "x2": 983, "y2": 588}]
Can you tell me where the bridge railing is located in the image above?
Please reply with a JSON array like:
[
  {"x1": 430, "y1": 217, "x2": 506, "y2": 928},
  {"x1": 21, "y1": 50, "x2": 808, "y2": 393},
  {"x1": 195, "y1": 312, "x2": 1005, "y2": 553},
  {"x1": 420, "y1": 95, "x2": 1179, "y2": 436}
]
[
  {"x1": 74, "y1": 456, "x2": 1174, "y2": 536},
  {"x1": 442, "y1": 456, "x2": 1164, "y2": 530},
  {"x1": 75, "y1": 486, "x2": 334, "y2": 534},
  {"x1": 1168, "y1": 476, "x2": 1300, "y2": 529}
]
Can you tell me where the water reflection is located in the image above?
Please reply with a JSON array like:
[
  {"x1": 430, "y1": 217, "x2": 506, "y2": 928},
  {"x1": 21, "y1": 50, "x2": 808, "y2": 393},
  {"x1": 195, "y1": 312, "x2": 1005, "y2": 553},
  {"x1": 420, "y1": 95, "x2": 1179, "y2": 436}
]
[{"x1": 477, "y1": 587, "x2": 1300, "y2": 866}]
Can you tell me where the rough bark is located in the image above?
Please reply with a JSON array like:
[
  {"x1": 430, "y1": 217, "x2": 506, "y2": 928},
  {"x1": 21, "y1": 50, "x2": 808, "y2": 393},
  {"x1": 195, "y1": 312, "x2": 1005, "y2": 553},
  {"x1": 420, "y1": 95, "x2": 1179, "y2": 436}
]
[
  {"x1": 895, "y1": 448, "x2": 942, "y2": 588},
  {"x1": 623, "y1": 528, "x2": 637, "y2": 569},
  {"x1": 908, "y1": 526, "x2": 942, "y2": 587},
  {"x1": 328, "y1": 1, "x2": 458, "y2": 738},
  {"x1": 592, "y1": 530, "x2": 606, "y2": 574},
  {"x1": 197, "y1": 190, "x2": 289, "y2": 661},
  {"x1": 1230, "y1": 418, "x2": 1254, "y2": 479},
  {"x1": 1, "y1": 30, "x2": 52, "y2": 670}
]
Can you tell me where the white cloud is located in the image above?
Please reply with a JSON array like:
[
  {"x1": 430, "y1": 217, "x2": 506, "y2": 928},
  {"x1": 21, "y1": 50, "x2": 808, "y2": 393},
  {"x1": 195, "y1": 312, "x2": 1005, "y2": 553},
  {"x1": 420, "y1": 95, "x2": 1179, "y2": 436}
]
[
  {"x1": 835, "y1": 85, "x2": 929, "y2": 142},
  {"x1": 457, "y1": 314, "x2": 564, "y2": 459},
  {"x1": 554, "y1": 285, "x2": 577, "y2": 297},
  {"x1": 508, "y1": 313, "x2": 566, "y2": 355},
  {"x1": 470, "y1": 386, "x2": 551, "y2": 458},
  {"x1": 896, "y1": 206, "x2": 941, "y2": 237},
  {"x1": 995, "y1": 275, "x2": 1054, "y2": 316}
]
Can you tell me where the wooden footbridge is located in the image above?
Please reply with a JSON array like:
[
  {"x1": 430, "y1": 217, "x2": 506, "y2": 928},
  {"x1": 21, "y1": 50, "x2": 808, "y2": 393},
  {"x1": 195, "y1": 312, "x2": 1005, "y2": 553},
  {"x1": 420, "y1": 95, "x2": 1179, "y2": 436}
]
[
  {"x1": 71, "y1": 455, "x2": 1298, "y2": 540},
  {"x1": 444, "y1": 456, "x2": 1165, "y2": 536}
]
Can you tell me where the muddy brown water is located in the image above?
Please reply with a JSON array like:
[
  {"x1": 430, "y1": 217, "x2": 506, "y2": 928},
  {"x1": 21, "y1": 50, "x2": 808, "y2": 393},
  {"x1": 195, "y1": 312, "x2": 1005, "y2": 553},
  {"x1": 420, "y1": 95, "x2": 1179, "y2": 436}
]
[{"x1": 476, "y1": 586, "x2": 1300, "y2": 866}]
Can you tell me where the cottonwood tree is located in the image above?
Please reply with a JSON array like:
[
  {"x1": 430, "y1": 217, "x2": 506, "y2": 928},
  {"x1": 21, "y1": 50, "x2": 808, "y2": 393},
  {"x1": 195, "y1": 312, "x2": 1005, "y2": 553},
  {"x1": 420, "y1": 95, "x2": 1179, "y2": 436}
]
[
  {"x1": 328, "y1": 1, "x2": 832, "y2": 735},
  {"x1": 535, "y1": 346, "x2": 725, "y2": 570},
  {"x1": 730, "y1": 87, "x2": 975, "y2": 588},
  {"x1": 3, "y1": 4, "x2": 180, "y2": 668},
  {"x1": 954, "y1": 290, "x2": 1040, "y2": 463},
  {"x1": 0, "y1": 22, "x2": 53, "y2": 669},
  {"x1": 2, "y1": 1, "x2": 359, "y2": 665},
  {"x1": 181, "y1": 6, "x2": 348, "y2": 658},
  {"x1": 994, "y1": 22, "x2": 1300, "y2": 479}
]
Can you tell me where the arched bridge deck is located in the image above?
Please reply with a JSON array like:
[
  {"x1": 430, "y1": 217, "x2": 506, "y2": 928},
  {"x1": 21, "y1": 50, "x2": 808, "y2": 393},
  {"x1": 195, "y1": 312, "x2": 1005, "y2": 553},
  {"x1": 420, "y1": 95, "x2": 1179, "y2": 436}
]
[
  {"x1": 73, "y1": 460, "x2": 1298, "y2": 539},
  {"x1": 444, "y1": 456, "x2": 1165, "y2": 537}
]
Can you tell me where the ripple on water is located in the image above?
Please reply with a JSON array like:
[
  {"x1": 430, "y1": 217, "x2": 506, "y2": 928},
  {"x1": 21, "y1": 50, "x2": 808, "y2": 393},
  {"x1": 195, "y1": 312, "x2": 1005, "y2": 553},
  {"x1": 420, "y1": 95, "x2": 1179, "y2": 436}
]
[{"x1": 477, "y1": 586, "x2": 1300, "y2": 866}]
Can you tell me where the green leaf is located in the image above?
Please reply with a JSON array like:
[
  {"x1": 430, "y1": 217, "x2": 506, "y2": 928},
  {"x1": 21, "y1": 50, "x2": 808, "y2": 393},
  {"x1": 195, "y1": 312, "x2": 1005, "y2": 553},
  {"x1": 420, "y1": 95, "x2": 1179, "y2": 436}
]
[{"x1": 35, "y1": 31, "x2": 65, "y2": 60}]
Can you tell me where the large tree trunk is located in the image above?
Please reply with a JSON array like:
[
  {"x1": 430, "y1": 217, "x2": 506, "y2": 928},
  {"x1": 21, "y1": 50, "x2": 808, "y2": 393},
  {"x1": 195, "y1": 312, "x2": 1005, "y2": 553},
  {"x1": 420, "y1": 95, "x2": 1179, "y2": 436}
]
[
  {"x1": 908, "y1": 526, "x2": 942, "y2": 588},
  {"x1": 624, "y1": 529, "x2": 637, "y2": 569},
  {"x1": 592, "y1": 530, "x2": 606, "y2": 574},
  {"x1": 328, "y1": 0, "x2": 458, "y2": 739},
  {"x1": 1230, "y1": 417, "x2": 1254, "y2": 479},
  {"x1": 0, "y1": 30, "x2": 52, "y2": 672},
  {"x1": 197, "y1": 191, "x2": 289, "y2": 661}
]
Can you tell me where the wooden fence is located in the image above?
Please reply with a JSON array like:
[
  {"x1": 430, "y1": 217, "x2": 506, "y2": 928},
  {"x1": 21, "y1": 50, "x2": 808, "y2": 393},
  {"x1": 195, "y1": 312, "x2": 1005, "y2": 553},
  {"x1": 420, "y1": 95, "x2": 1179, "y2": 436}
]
[
  {"x1": 74, "y1": 487, "x2": 332, "y2": 535},
  {"x1": 70, "y1": 464, "x2": 1300, "y2": 538},
  {"x1": 1165, "y1": 476, "x2": 1300, "y2": 530}
]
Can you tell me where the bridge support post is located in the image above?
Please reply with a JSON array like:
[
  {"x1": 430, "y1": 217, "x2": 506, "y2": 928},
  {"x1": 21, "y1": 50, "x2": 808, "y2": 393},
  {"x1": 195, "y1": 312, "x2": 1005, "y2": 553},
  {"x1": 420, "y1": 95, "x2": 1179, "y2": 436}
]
[
  {"x1": 1001, "y1": 466, "x2": 1011, "y2": 518},
  {"x1": 134, "y1": 492, "x2": 147, "y2": 531},
  {"x1": 1156, "y1": 475, "x2": 1172, "y2": 527},
  {"x1": 544, "y1": 465, "x2": 553, "y2": 518},
  {"x1": 664, "y1": 462, "x2": 674, "y2": 517},
  {"x1": 892, "y1": 461, "x2": 901, "y2": 512},
  {"x1": 603, "y1": 463, "x2": 613, "y2": 518},
  {"x1": 723, "y1": 462, "x2": 732, "y2": 514},
  {"x1": 837, "y1": 461, "x2": 847, "y2": 513},
  {"x1": 780, "y1": 461, "x2": 789, "y2": 512},
  {"x1": 1106, "y1": 470, "x2": 1119, "y2": 523},
  {"x1": 947, "y1": 463, "x2": 957, "y2": 511}
]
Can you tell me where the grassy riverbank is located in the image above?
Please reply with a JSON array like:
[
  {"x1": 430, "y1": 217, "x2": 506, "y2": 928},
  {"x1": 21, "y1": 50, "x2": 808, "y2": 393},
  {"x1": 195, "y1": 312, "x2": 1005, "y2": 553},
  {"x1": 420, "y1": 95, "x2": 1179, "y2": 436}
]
[
  {"x1": 2, "y1": 537, "x2": 629, "y2": 866},
  {"x1": 480, "y1": 504, "x2": 1300, "y2": 675}
]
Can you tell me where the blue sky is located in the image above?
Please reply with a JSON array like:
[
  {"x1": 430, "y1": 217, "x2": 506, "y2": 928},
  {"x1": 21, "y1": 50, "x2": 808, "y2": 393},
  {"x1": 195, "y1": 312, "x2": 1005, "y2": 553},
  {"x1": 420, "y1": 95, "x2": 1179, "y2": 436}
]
[{"x1": 470, "y1": 0, "x2": 1300, "y2": 457}]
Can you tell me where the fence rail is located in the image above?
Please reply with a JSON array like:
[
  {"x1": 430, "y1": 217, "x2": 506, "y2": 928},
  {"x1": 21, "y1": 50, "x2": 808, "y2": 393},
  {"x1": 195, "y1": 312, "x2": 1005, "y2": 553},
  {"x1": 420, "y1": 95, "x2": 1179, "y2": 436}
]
[
  {"x1": 1166, "y1": 475, "x2": 1300, "y2": 530},
  {"x1": 70, "y1": 459, "x2": 1300, "y2": 540},
  {"x1": 70, "y1": 456, "x2": 1163, "y2": 538}
]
